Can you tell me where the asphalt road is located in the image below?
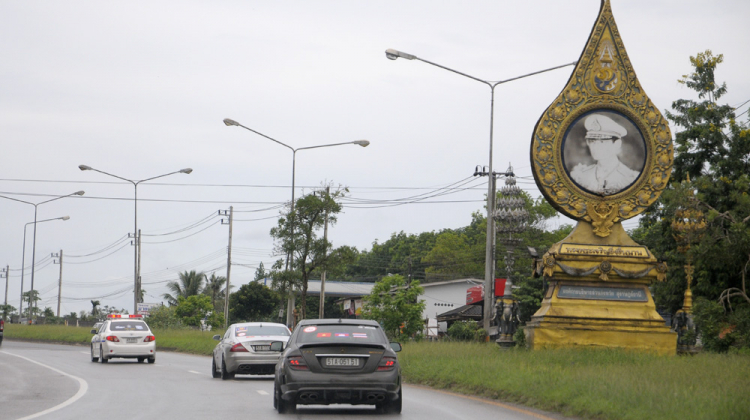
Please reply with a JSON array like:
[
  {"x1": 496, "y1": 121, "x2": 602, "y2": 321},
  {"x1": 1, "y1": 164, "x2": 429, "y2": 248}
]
[{"x1": 0, "y1": 340, "x2": 560, "y2": 420}]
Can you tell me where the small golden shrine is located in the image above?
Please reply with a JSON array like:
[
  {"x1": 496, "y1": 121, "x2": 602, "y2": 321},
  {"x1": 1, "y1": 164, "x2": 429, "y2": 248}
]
[{"x1": 526, "y1": 0, "x2": 676, "y2": 354}]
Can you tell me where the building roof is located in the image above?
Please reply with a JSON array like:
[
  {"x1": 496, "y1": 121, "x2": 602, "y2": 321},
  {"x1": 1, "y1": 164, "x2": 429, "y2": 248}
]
[
  {"x1": 420, "y1": 278, "x2": 483, "y2": 288},
  {"x1": 436, "y1": 304, "x2": 483, "y2": 323}
]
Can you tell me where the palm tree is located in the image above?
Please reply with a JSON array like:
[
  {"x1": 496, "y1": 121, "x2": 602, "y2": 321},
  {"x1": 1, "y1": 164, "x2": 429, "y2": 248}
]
[
  {"x1": 91, "y1": 300, "x2": 100, "y2": 318},
  {"x1": 202, "y1": 272, "x2": 227, "y2": 310},
  {"x1": 163, "y1": 270, "x2": 205, "y2": 306}
]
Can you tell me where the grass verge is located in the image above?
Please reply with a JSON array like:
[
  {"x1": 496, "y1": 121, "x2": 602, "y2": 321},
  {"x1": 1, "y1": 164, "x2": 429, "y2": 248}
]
[{"x1": 5, "y1": 324, "x2": 749, "y2": 419}]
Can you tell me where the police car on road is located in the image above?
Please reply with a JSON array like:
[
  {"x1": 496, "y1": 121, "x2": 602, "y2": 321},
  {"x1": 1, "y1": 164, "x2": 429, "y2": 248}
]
[{"x1": 91, "y1": 314, "x2": 156, "y2": 363}]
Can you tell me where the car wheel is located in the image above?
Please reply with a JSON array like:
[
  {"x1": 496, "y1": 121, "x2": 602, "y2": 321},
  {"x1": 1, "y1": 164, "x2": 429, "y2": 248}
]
[
  {"x1": 137, "y1": 357, "x2": 145, "y2": 363},
  {"x1": 378, "y1": 387, "x2": 402, "y2": 414},
  {"x1": 220, "y1": 358, "x2": 233, "y2": 380},
  {"x1": 147, "y1": 357, "x2": 155, "y2": 364},
  {"x1": 90, "y1": 345, "x2": 98, "y2": 362},
  {"x1": 212, "y1": 357, "x2": 220, "y2": 379},
  {"x1": 275, "y1": 381, "x2": 294, "y2": 413},
  {"x1": 99, "y1": 346, "x2": 108, "y2": 363}
]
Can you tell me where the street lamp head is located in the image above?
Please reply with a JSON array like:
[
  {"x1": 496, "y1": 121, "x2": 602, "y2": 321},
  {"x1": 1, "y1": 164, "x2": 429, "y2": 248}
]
[
  {"x1": 61, "y1": 216, "x2": 70, "y2": 221},
  {"x1": 78, "y1": 165, "x2": 92, "y2": 171},
  {"x1": 385, "y1": 49, "x2": 416, "y2": 61},
  {"x1": 180, "y1": 168, "x2": 193, "y2": 174},
  {"x1": 223, "y1": 118, "x2": 240, "y2": 127},
  {"x1": 353, "y1": 140, "x2": 370, "y2": 147}
]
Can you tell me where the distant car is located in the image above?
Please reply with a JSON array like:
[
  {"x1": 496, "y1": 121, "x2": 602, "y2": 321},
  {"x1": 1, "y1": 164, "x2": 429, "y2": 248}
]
[
  {"x1": 90, "y1": 314, "x2": 156, "y2": 363},
  {"x1": 0, "y1": 318, "x2": 4, "y2": 346},
  {"x1": 211, "y1": 322, "x2": 291, "y2": 380},
  {"x1": 273, "y1": 319, "x2": 402, "y2": 414}
]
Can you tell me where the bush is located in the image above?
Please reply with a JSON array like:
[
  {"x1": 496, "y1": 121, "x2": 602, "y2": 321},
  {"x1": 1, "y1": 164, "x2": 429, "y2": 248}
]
[
  {"x1": 446, "y1": 320, "x2": 486, "y2": 342},
  {"x1": 693, "y1": 297, "x2": 750, "y2": 352}
]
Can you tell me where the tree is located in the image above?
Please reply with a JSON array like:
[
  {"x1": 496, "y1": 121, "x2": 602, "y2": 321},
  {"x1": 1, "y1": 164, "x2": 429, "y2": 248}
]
[
  {"x1": 0, "y1": 304, "x2": 16, "y2": 319},
  {"x1": 163, "y1": 270, "x2": 205, "y2": 306},
  {"x1": 632, "y1": 51, "x2": 750, "y2": 349},
  {"x1": 22, "y1": 290, "x2": 40, "y2": 317},
  {"x1": 174, "y1": 294, "x2": 223, "y2": 329},
  {"x1": 90, "y1": 300, "x2": 100, "y2": 318},
  {"x1": 145, "y1": 305, "x2": 183, "y2": 329},
  {"x1": 202, "y1": 272, "x2": 227, "y2": 311},
  {"x1": 270, "y1": 185, "x2": 355, "y2": 320},
  {"x1": 229, "y1": 282, "x2": 280, "y2": 322},
  {"x1": 361, "y1": 274, "x2": 426, "y2": 340},
  {"x1": 254, "y1": 262, "x2": 269, "y2": 283}
]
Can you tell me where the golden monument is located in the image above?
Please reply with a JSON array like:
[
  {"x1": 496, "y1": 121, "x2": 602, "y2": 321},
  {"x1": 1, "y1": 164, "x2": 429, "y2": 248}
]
[{"x1": 526, "y1": 0, "x2": 676, "y2": 354}]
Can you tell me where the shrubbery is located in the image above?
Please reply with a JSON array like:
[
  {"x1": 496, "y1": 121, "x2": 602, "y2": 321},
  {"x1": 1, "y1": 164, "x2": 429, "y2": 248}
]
[
  {"x1": 446, "y1": 320, "x2": 486, "y2": 342},
  {"x1": 693, "y1": 297, "x2": 750, "y2": 353}
]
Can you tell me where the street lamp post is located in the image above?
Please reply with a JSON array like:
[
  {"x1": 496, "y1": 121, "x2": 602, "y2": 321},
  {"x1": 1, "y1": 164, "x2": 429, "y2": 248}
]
[
  {"x1": 223, "y1": 118, "x2": 369, "y2": 325},
  {"x1": 17, "y1": 216, "x2": 70, "y2": 318},
  {"x1": 1, "y1": 192, "x2": 83, "y2": 318},
  {"x1": 385, "y1": 48, "x2": 575, "y2": 332},
  {"x1": 78, "y1": 166, "x2": 192, "y2": 314}
]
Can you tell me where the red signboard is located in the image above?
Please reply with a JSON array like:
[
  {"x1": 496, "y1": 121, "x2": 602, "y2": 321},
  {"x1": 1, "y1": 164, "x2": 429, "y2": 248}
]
[{"x1": 466, "y1": 279, "x2": 508, "y2": 304}]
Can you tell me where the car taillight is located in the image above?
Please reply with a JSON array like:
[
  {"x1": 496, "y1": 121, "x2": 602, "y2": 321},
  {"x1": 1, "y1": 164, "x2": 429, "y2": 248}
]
[
  {"x1": 144, "y1": 335, "x2": 156, "y2": 342},
  {"x1": 230, "y1": 342, "x2": 248, "y2": 352},
  {"x1": 287, "y1": 356, "x2": 308, "y2": 370},
  {"x1": 0, "y1": 319, "x2": 4, "y2": 332},
  {"x1": 106, "y1": 336, "x2": 120, "y2": 342},
  {"x1": 377, "y1": 356, "x2": 397, "y2": 371}
]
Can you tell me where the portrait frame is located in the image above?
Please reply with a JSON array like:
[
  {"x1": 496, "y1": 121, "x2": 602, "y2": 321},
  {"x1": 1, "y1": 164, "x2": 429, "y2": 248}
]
[
  {"x1": 561, "y1": 109, "x2": 647, "y2": 196},
  {"x1": 530, "y1": 0, "x2": 673, "y2": 237}
]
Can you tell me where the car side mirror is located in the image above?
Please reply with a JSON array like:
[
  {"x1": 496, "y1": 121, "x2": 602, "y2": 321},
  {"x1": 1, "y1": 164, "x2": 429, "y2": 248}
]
[
  {"x1": 270, "y1": 341, "x2": 284, "y2": 352},
  {"x1": 90, "y1": 329, "x2": 97, "y2": 334},
  {"x1": 212, "y1": 335, "x2": 221, "y2": 341},
  {"x1": 390, "y1": 342, "x2": 402, "y2": 352}
]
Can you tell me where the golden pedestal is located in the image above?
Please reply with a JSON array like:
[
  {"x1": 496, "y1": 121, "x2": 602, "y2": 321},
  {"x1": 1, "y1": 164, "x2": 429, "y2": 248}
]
[{"x1": 524, "y1": 222, "x2": 676, "y2": 355}]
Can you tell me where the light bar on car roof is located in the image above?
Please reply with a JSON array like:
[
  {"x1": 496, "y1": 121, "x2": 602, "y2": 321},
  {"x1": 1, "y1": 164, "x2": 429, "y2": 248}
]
[{"x1": 106, "y1": 314, "x2": 143, "y2": 319}]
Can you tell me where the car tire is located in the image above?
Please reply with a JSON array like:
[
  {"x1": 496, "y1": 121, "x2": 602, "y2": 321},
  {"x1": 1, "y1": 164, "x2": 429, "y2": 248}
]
[
  {"x1": 147, "y1": 357, "x2": 155, "y2": 364},
  {"x1": 212, "y1": 357, "x2": 220, "y2": 379},
  {"x1": 137, "y1": 357, "x2": 145, "y2": 363},
  {"x1": 90, "y1": 345, "x2": 98, "y2": 362},
  {"x1": 220, "y1": 358, "x2": 233, "y2": 380},
  {"x1": 99, "y1": 346, "x2": 108, "y2": 363},
  {"x1": 275, "y1": 381, "x2": 293, "y2": 413},
  {"x1": 378, "y1": 387, "x2": 402, "y2": 414}
]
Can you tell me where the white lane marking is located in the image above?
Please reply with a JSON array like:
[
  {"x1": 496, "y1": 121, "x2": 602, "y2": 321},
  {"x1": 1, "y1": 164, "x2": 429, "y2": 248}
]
[
  {"x1": 80, "y1": 352, "x2": 89, "y2": 354},
  {"x1": 257, "y1": 390, "x2": 269, "y2": 395},
  {"x1": 1, "y1": 351, "x2": 89, "y2": 420},
  {"x1": 188, "y1": 370, "x2": 203, "y2": 375}
]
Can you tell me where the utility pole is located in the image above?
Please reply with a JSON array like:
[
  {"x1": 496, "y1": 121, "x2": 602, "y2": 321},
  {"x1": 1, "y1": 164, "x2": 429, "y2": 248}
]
[
  {"x1": 220, "y1": 207, "x2": 234, "y2": 327},
  {"x1": 2, "y1": 266, "x2": 8, "y2": 319},
  {"x1": 52, "y1": 251, "x2": 63, "y2": 317},
  {"x1": 319, "y1": 186, "x2": 330, "y2": 319},
  {"x1": 137, "y1": 229, "x2": 142, "y2": 308}
]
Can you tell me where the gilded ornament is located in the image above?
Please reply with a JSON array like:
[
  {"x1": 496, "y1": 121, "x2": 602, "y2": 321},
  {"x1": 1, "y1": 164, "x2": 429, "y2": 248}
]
[
  {"x1": 538, "y1": 146, "x2": 552, "y2": 162},
  {"x1": 655, "y1": 129, "x2": 670, "y2": 144},
  {"x1": 646, "y1": 110, "x2": 658, "y2": 124},
  {"x1": 550, "y1": 106, "x2": 565, "y2": 120},
  {"x1": 632, "y1": 93, "x2": 646, "y2": 106},
  {"x1": 543, "y1": 172, "x2": 557, "y2": 186},
  {"x1": 555, "y1": 189, "x2": 570, "y2": 203},
  {"x1": 539, "y1": 125, "x2": 554, "y2": 140},
  {"x1": 599, "y1": 260, "x2": 612, "y2": 281},
  {"x1": 588, "y1": 201, "x2": 616, "y2": 237},
  {"x1": 543, "y1": 254, "x2": 556, "y2": 278},
  {"x1": 637, "y1": 191, "x2": 652, "y2": 205},
  {"x1": 619, "y1": 202, "x2": 634, "y2": 217},
  {"x1": 650, "y1": 173, "x2": 665, "y2": 189},
  {"x1": 655, "y1": 261, "x2": 668, "y2": 282},
  {"x1": 565, "y1": 89, "x2": 581, "y2": 104},
  {"x1": 657, "y1": 152, "x2": 671, "y2": 167}
]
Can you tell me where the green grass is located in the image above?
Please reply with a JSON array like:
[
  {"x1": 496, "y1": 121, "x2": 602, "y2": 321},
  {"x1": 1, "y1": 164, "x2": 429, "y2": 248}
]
[{"x1": 5, "y1": 325, "x2": 749, "y2": 419}]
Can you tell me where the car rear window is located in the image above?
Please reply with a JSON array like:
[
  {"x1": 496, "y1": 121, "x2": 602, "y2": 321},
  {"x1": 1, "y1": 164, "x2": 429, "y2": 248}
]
[
  {"x1": 110, "y1": 321, "x2": 149, "y2": 331},
  {"x1": 296, "y1": 324, "x2": 385, "y2": 345},
  {"x1": 235, "y1": 325, "x2": 290, "y2": 337}
]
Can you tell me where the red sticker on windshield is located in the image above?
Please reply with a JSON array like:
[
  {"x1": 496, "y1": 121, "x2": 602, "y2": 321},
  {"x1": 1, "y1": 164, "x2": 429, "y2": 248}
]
[{"x1": 303, "y1": 326, "x2": 317, "y2": 333}]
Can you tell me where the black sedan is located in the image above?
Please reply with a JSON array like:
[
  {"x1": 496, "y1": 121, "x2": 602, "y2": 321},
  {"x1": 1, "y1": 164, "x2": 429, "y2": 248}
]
[{"x1": 272, "y1": 318, "x2": 402, "y2": 414}]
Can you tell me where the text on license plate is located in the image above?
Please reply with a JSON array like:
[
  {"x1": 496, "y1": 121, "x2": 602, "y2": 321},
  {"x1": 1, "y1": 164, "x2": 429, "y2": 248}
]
[
  {"x1": 254, "y1": 345, "x2": 270, "y2": 351},
  {"x1": 126, "y1": 338, "x2": 137, "y2": 343},
  {"x1": 326, "y1": 357, "x2": 359, "y2": 367}
]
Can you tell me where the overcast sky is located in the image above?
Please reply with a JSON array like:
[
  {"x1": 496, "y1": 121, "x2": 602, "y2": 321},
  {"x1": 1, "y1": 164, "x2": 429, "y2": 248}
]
[{"x1": 2, "y1": 0, "x2": 748, "y2": 316}]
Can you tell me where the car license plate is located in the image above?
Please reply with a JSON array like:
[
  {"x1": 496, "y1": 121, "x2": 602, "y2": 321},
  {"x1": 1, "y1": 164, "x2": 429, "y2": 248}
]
[
  {"x1": 254, "y1": 345, "x2": 270, "y2": 351},
  {"x1": 126, "y1": 338, "x2": 137, "y2": 343},
  {"x1": 326, "y1": 357, "x2": 359, "y2": 367}
]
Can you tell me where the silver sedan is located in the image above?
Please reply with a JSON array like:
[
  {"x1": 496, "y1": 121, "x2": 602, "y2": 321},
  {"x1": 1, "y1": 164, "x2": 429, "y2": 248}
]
[{"x1": 212, "y1": 322, "x2": 291, "y2": 380}]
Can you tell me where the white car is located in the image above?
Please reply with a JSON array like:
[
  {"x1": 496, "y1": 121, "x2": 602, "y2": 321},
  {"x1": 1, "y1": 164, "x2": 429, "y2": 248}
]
[
  {"x1": 91, "y1": 314, "x2": 156, "y2": 363},
  {"x1": 212, "y1": 322, "x2": 291, "y2": 379}
]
